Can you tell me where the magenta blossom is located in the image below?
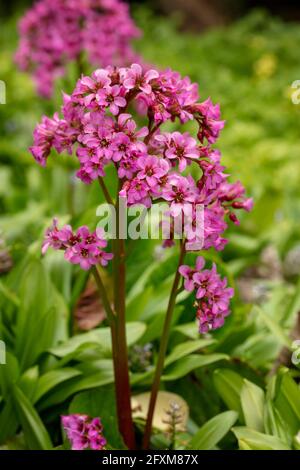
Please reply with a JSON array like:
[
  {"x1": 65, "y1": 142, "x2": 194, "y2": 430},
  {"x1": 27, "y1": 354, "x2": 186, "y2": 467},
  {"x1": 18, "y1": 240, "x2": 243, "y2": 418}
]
[
  {"x1": 179, "y1": 257, "x2": 234, "y2": 333},
  {"x1": 122, "y1": 63, "x2": 159, "y2": 95},
  {"x1": 96, "y1": 85, "x2": 126, "y2": 115},
  {"x1": 31, "y1": 64, "x2": 252, "y2": 336},
  {"x1": 162, "y1": 175, "x2": 196, "y2": 216},
  {"x1": 179, "y1": 256, "x2": 205, "y2": 291},
  {"x1": 31, "y1": 65, "x2": 252, "y2": 252},
  {"x1": 16, "y1": 0, "x2": 142, "y2": 98},
  {"x1": 137, "y1": 155, "x2": 169, "y2": 187},
  {"x1": 190, "y1": 98, "x2": 225, "y2": 144},
  {"x1": 61, "y1": 414, "x2": 106, "y2": 451},
  {"x1": 156, "y1": 131, "x2": 199, "y2": 172},
  {"x1": 42, "y1": 220, "x2": 113, "y2": 271}
]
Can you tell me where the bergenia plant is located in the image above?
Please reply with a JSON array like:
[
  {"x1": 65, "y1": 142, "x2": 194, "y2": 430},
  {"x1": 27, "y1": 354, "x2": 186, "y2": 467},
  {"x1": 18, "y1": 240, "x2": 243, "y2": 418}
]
[
  {"x1": 30, "y1": 64, "x2": 252, "y2": 449},
  {"x1": 16, "y1": 0, "x2": 141, "y2": 98}
]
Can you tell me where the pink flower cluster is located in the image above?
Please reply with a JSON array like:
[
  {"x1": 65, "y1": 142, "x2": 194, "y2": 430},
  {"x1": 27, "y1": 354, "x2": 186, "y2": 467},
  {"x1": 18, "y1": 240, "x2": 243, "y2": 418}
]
[
  {"x1": 179, "y1": 257, "x2": 234, "y2": 333},
  {"x1": 16, "y1": 0, "x2": 141, "y2": 97},
  {"x1": 42, "y1": 219, "x2": 113, "y2": 270},
  {"x1": 31, "y1": 65, "x2": 252, "y2": 249},
  {"x1": 31, "y1": 64, "x2": 252, "y2": 331},
  {"x1": 61, "y1": 414, "x2": 106, "y2": 450}
]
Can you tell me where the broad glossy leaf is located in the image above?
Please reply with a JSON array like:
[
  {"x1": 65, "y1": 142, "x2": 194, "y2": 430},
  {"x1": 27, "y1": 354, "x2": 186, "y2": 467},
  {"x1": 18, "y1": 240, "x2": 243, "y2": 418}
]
[
  {"x1": 12, "y1": 385, "x2": 52, "y2": 450},
  {"x1": 232, "y1": 426, "x2": 291, "y2": 450},
  {"x1": 34, "y1": 368, "x2": 82, "y2": 403},
  {"x1": 165, "y1": 339, "x2": 216, "y2": 367},
  {"x1": 264, "y1": 400, "x2": 292, "y2": 445},
  {"x1": 173, "y1": 322, "x2": 199, "y2": 340},
  {"x1": 274, "y1": 368, "x2": 300, "y2": 435},
  {"x1": 18, "y1": 366, "x2": 39, "y2": 402},
  {"x1": 0, "y1": 399, "x2": 19, "y2": 443},
  {"x1": 141, "y1": 306, "x2": 182, "y2": 344},
  {"x1": 163, "y1": 354, "x2": 228, "y2": 381},
  {"x1": 15, "y1": 260, "x2": 68, "y2": 370},
  {"x1": 38, "y1": 364, "x2": 114, "y2": 410},
  {"x1": 190, "y1": 411, "x2": 238, "y2": 450},
  {"x1": 213, "y1": 369, "x2": 244, "y2": 416},
  {"x1": 49, "y1": 322, "x2": 146, "y2": 358},
  {"x1": 0, "y1": 352, "x2": 19, "y2": 398},
  {"x1": 241, "y1": 379, "x2": 265, "y2": 432},
  {"x1": 253, "y1": 306, "x2": 291, "y2": 348}
]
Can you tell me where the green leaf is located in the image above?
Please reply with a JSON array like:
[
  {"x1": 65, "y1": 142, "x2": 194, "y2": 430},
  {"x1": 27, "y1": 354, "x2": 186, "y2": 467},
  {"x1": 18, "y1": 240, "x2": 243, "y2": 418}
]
[
  {"x1": 173, "y1": 322, "x2": 199, "y2": 340},
  {"x1": 274, "y1": 368, "x2": 300, "y2": 435},
  {"x1": 163, "y1": 354, "x2": 228, "y2": 381},
  {"x1": 34, "y1": 368, "x2": 83, "y2": 403},
  {"x1": 232, "y1": 426, "x2": 291, "y2": 450},
  {"x1": 0, "y1": 399, "x2": 19, "y2": 443},
  {"x1": 141, "y1": 306, "x2": 182, "y2": 343},
  {"x1": 38, "y1": 363, "x2": 114, "y2": 410},
  {"x1": 264, "y1": 400, "x2": 292, "y2": 445},
  {"x1": 253, "y1": 306, "x2": 292, "y2": 348},
  {"x1": 49, "y1": 322, "x2": 146, "y2": 358},
  {"x1": 18, "y1": 366, "x2": 39, "y2": 402},
  {"x1": 165, "y1": 339, "x2": 215, "y2": 367},
  {"x1": 241, "y1": 379, "x2": 265, "y2": 432},
  {"x1": 213, "y1": 369, "x2": 244, "y2": 416},
  {"x1": 15, "y1": 260, "x2": 68, "y2": 370},
  {"x1": 190, "y1": 411, "x2": 238, "y2": 450},
  {"x1": 0, "y1": 279, "x2": 20, "y2": 307},
  {"x1": 0, "y1": 352, "x2": 19, "y2": 398},
  {"x1": 69, "y1": 387, "x2": 125, "y2": 449},
  {"x1": 12, "y1": 385, "x2": 52, "y2": 450}
]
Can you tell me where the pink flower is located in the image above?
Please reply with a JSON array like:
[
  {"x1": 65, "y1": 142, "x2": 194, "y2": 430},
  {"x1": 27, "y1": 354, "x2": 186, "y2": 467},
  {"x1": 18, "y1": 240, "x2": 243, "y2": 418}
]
[
  {"x1": 193, "y1": 264, "x2": 220, "y2": 299},
  {"x1": 96, "y1": 85, "x2": 126, "y2": 115},
  {"x1": 29, "y1": 114, "x2": 60, "y2": 166},
  {"x1": 162, "y1": 175, "x2": 196, "y2": 216},
  {"x1": 180, "y1": 257, "x2": 234, "y2": 333},
  {"x1": 157, "y1": 131, "x2": 199, "y2": 172},
  {"x1": 114, "y1": 113, "x2": 148, "y2": 140},
  {"x1": 137, "y1": 155, "x2": 169, "y2": 187},
  {"x1": 42, "y1": 218, "x2": 72, "y2": 254},
  {"x1": 42, "y1": 220, "x2": 112, "y2": 271},
  {"x1": 199, "y1": 151, "x2": 227, "y2": 190},
  {"x1": 192, "y1": 98, "x2": 225, "y2": 144},
  {"x1": 122, "y1": 63, "x2": 159, "y2": 94},
  {"x1": 61, "y1": 414, "x2": 106, "y2": 451},
  {"x1": 120, "y1": 178, "x2": 151, "y2": 207},
  {"x1": 111, "y1": 132, "x2": 132, "y2": 162},
  {"x1": 179, "y1": 256, "x2": 205, "y2": 291}
]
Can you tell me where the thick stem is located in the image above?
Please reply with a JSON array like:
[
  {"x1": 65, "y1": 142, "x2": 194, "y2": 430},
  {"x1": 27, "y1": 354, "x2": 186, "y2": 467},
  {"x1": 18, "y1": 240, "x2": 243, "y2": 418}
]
[
  {"x1": 91, "y1": 266, "x2": 116, "y2": 326},
  {"x1": 98, "y1": 177, "x2": 114, "y2": 206},
  {"x1": 112, "y1": 199, "x2": 136, "y2": 450},
  {"x1": 142, "y1": 243, "x2": 186, "y2": 449},
  {"x1": 92, "y1": 259, "x2": 135, "y2": 449}
]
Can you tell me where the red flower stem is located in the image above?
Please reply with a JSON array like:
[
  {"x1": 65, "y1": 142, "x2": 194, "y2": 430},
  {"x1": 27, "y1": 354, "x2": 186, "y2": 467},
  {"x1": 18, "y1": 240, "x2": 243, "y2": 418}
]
[
  {"x1": 91, "y1": 266, "x2": 116, "y2": 326},
  {"x1": 142, "y1": 242, "x2": 186, "y2": 449},
  {"x1": 111, "y1": 197, "x2": 136, "y2": 450},
  {"x1": 144, "y1": 123, "x2": 161, "y2": 145},
  {"x1": 98, "y1": 177, "x2": 114, "y2": 205},
  {"x1": 94, "y1": 178, "x2": 135, "y2": 448},
  {"x1": 92, "y1": 266, "x2": 131, "y2": 447}
]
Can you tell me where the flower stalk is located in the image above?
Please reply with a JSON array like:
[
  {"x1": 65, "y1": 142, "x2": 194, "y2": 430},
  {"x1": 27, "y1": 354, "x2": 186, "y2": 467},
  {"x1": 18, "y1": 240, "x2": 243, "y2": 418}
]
[
  {"x1": 142, "y1": 242, "x2": 186, "y2": 449},
  {"x1": 112, "y1": 234, "x2": 136, "y2": 449}
]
